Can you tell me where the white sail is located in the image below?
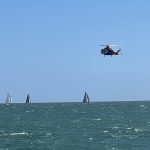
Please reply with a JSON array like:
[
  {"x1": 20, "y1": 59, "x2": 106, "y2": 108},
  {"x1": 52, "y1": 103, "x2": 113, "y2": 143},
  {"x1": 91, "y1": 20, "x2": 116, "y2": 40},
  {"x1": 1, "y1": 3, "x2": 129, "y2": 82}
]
[{"x1": 5, "y1": 94, "x2": 12, "y2": 105}]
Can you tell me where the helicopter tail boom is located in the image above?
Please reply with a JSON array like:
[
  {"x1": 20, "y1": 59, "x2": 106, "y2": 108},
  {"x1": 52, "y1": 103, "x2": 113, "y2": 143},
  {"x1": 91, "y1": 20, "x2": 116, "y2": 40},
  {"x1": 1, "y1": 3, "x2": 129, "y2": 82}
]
[{"x1": 116, "y1": 50, "x2": 121, "y2": 55}]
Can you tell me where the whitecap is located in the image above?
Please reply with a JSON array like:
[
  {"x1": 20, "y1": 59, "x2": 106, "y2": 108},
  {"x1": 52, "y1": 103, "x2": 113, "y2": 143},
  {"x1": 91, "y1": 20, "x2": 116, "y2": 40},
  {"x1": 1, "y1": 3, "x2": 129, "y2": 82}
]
[
  {"x1": 93, "y1": 118, "x2": 101, "y2": 121},
  {"x1": 89, "y1": 137, "x2": 93, "y2": 142},
  {"x1": 72, "y1": 120, "x2": 80, "y2": 123},
  {"x1": 112, "y1": 126, "x2": 120, "y2": 129},
  {"x1": 10, "y1": 132, "x2": 32, "y2": 136},
  {"x1": 45, "y1": 132, "x2": 52, "y2": 136},
  {"x1": 0, "y1": 132, "x2": 32, "y2": 137},
  {"x1": 25, "y1": 110, "x2": 30, "y2": 113},
  {"x1": 139, "y1": 105, "x2": 145, "y2": 107},
  {"x1": 134, "y1": 128, "x2": 143, "y2": 132},
  {"x1": 74, "y1": 109, "x2": 78, "y2": 112}
]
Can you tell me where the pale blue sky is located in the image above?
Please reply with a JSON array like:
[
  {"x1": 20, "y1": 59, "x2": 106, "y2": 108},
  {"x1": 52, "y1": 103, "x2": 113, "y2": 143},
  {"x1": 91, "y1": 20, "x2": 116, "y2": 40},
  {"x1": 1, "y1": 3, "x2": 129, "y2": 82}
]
[{"x1": 0, "y1": 0, "x2": 150, "y2": 102}]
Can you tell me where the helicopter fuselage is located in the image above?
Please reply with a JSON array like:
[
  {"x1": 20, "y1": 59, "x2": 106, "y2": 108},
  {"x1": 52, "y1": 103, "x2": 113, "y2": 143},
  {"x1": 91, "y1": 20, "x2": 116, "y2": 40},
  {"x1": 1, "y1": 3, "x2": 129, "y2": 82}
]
[{"x1": 101, "y1": 48, "x2": 120, "y2": 56}]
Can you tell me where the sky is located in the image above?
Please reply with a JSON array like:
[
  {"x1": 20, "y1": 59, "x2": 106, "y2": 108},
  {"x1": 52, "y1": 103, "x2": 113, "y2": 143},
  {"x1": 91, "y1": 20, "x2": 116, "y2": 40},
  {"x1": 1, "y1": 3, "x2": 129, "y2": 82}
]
[{"x1": 0, "y1": 0, "x2": 150, "y2": 103}]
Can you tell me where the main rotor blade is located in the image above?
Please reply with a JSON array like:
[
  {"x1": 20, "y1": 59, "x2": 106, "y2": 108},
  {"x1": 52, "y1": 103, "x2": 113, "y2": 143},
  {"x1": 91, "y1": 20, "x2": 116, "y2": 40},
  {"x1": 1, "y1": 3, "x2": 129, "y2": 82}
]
[
  {"x1": 100, "y1": 44, "x2": 121, "y2": 49},
  {"x1": 100, "y1": 45, "x2": 108, "y2": 46},
  {"x1": 100, "y1": 44, "x2": 117, "y2": 47},
  {"x1": 109, "y1": 44, "x2": 116, "y2": 47}
]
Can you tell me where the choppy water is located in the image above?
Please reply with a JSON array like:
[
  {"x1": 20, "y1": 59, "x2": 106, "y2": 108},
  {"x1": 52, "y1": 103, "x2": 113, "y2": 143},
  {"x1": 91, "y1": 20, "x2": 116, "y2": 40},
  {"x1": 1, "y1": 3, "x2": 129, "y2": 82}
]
[{"x1": 0, "y1": 101, "x2": 150, "y2": 150}]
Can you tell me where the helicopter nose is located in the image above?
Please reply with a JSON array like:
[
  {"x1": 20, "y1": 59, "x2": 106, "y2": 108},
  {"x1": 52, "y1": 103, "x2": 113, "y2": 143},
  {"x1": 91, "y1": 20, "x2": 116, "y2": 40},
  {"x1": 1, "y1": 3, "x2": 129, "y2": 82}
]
[{"x1": 101, "y1": 49, "x2": 104, "y2": 54}]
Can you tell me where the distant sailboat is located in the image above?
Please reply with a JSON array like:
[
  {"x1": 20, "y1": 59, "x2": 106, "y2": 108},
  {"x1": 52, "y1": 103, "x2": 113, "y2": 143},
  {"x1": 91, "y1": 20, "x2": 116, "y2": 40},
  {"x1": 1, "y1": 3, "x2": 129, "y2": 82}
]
[
  {"x1": 26, "y1": 94, "x2": 31, "y2": 104},
  {"x1": 83, "y1": 91, "x2": 90, "y2": 103},
  {"x1": 5, "y1": 94, "x2": 12, "y2": 105}
]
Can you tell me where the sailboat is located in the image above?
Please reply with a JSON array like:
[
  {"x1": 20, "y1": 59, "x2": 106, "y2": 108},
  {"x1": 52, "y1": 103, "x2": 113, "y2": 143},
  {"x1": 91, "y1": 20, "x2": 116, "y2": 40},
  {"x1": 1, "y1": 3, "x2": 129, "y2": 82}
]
[
  {"x1": 26, "y1": 94, "x2": 31, "y2": 104},
  {"x1": 5, "y1": 94, "x2": 12, "y2": 105},
  {"x1": 83, "y1": 91, "x2": 90, "y2": 103}
]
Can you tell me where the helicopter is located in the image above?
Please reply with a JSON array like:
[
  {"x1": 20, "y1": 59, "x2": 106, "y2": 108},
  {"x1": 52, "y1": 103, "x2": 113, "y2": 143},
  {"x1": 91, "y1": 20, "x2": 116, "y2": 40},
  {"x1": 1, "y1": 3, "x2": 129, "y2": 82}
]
[{"x1": 100, "y1": 44, "x2": 121, "y2": 56}]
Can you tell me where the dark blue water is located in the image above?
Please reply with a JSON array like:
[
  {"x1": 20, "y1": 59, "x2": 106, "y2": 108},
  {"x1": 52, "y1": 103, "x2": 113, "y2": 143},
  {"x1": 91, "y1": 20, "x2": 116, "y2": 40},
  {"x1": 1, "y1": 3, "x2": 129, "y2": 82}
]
[{"x1": 0, "y1": 101, "x2": 150, "y2": 150}]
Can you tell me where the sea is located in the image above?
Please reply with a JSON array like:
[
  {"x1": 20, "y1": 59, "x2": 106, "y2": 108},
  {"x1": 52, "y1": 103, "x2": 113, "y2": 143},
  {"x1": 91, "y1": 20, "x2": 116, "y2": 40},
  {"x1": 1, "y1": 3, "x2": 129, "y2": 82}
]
[{"x1": 0, "y1": 101, "x2": 150, "y2": 150}]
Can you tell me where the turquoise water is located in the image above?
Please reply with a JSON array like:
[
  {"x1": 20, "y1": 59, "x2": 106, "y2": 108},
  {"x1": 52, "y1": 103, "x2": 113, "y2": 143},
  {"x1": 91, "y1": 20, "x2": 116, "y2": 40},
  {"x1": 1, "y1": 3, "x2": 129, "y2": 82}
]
[{"x1": 0, "y1": 102, "x2": 150, "y2": 150}]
